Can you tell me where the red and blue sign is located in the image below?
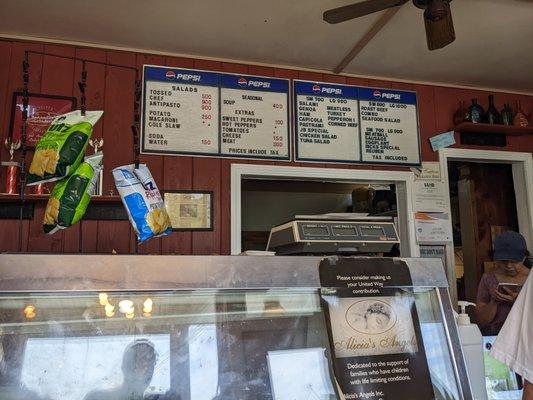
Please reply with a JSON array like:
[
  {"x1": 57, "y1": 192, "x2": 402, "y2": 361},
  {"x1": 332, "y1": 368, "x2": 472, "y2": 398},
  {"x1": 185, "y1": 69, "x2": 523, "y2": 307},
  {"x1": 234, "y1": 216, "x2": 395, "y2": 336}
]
[
  {"x1": 220, "y1": 74, "x2": 289, "y2": 92},
  {"x1": 145, "y1": 66, "x2": 219, "y2": 86},
  {"x1": 294, "y1": 81, "x2": 358, "y2": 99},
  {"x1": 359, "y1": 87, "x2": 417, "y2": 104},
  {"x1": 145, "y1": 66, "x2": 289, "y2": 93}
]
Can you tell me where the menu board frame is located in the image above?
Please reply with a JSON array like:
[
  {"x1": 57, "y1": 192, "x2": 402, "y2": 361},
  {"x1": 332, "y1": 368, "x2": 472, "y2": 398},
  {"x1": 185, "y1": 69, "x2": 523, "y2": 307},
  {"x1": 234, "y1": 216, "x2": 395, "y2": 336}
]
[
  {"x1": 293, "y1": 79, "x2": 421, "y2": 166},
  {"x1": 141, "y1": 65, "x2": 291, "y2": 161}
]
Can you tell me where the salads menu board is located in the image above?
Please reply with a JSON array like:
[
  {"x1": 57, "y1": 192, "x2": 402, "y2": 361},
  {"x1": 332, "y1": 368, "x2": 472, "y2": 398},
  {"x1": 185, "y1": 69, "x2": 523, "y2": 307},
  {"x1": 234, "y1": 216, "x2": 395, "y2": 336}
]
[
  {"x1": 142, "y1": 65, "x2": 290, "y2": 160},
  {"x1": 295, "y1": 81, "x2": 420, "y2": 165}
]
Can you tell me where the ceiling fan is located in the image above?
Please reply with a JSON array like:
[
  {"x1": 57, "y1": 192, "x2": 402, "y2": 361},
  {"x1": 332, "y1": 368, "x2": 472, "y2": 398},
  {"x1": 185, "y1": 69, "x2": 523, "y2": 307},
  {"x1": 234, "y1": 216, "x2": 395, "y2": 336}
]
[{"x1": 324, "y1": 0, "x2": 456, "y2": 51}]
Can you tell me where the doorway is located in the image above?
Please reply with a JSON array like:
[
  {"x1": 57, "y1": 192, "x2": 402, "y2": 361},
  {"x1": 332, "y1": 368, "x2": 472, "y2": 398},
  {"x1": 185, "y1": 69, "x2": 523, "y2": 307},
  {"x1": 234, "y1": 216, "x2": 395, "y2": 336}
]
[
  {"x1": 439, "y1": 148, "x2": 533, "y2": 306},
  {"x1": 448, "y1": 161, "x2": 519, "y2": 303}
]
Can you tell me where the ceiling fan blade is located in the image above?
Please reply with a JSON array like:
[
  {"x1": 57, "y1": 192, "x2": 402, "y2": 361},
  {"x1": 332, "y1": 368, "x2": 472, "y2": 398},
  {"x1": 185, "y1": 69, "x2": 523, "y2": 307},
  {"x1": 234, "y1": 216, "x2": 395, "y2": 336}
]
[
  {"x1": 424, "y1": 1, "x2": 455, "y2": 50},
  {"x1": 324, "y1": 0, "x2": 409, "y2": 24}
]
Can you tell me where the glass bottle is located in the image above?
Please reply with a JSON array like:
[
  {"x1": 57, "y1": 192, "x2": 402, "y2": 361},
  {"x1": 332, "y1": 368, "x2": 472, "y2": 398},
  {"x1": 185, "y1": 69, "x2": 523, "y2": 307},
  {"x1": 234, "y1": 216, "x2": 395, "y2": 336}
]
[
  {"x1": 485, "y1": 95, "x2": 501, "y2": 124},
  {"x1": 468, "y1": 98, "x2": 484, "y2": 123},
  {"x1": 513, "y1": 100, "x2": 528, "y2": 127},
  {"x1": 501, "y1": 103, "x2": 514, "y2": 126},
  {"x1": 453, "y1": 100, "x2": 469, "y2": 125}
]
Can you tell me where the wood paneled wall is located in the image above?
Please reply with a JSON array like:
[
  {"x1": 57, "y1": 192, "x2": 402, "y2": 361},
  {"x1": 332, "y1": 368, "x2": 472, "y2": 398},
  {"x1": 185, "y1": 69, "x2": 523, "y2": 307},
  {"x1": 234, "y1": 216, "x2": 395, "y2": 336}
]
[{"x1": 0, "y1": 39, "x2": 532, "y2": 255}]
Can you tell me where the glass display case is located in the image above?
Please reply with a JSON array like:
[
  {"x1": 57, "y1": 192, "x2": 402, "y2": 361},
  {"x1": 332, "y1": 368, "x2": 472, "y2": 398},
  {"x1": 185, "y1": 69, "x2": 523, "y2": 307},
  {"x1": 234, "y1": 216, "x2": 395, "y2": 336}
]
[{"x1": 0, "y1": 254, "x2": 472, "y2": 400}]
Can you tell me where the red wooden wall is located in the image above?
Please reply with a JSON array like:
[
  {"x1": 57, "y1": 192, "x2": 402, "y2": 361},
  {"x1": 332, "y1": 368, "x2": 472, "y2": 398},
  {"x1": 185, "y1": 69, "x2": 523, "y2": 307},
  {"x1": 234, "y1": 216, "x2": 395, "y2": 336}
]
[{"x1": 0, "y1": 38, "x2": 532, "y2": 255}]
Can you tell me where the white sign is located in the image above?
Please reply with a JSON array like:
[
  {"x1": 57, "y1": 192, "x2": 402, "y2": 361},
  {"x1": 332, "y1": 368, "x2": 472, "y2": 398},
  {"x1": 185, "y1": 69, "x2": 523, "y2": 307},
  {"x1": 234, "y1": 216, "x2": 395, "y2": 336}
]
[
  {"x1": 412, "y1": 162, "x2": 447, "y2": 213},
  {"x1": 359, "y1": 88, "x2": 419, "y2": 165},
  {"x1": 294, "y1": 82, "x2": 360, "y2": 162},
  {"x1": 220, "y1": 87, "x2": 289, "y2": 159},
  {"x1": 414, "y1": 212, "x2": 453, "y2": 244},
  {"x1": 143, "y1": 80, "x2": 219, "y2": 154},
  {"x1": 294, "y1": 82, "x2": 420, "y2": 166},
  {"x1": 413, "y1": 180, "x2": 448, "y2": 213},
  {"x1": 141, "y1": 66, "x2": 290, "y2": 160}
]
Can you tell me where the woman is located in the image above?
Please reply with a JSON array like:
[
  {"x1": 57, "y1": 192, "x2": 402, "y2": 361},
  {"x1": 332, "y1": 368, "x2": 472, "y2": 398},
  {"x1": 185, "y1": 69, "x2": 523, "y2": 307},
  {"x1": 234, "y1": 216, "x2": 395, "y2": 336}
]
[{"x1": 475, "y1": 231, "x2": 530, "y2": 335}]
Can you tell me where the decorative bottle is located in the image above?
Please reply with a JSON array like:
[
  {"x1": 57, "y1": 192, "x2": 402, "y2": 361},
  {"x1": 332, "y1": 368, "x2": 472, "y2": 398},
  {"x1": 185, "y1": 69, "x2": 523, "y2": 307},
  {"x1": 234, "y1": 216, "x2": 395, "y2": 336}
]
[
  {"x1": 501, "y1": 103, "x2": 514, "y2": 126},
  {"x1": 453, "y1": 100, "x2": 469, "y2": 125},
  {"x1": 484, "y1": 95, "x2": 501, "y2": 124},
  {"x1": 468, "y1": 99, "x2": 484, "y2": 124},
  {"x1": 513, "y1": 100, "x2": 528, "y2": 127}
]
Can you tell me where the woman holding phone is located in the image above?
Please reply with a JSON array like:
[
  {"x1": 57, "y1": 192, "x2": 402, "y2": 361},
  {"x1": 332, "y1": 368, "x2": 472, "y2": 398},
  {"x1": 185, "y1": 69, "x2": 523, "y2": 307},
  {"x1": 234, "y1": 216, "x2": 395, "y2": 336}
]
[{"x1": 475, "y1": 231, "x2": 530, "y2": 335}]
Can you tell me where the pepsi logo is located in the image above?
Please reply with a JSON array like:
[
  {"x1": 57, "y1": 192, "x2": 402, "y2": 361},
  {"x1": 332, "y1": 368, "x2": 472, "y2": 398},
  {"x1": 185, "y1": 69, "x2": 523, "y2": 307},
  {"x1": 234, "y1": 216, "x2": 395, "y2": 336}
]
[
  {"x1": 312, "y1": 84, "x2": 321, "y2": 93},
  {"x1": 238, "y1": 77, "x2": 248, "y2": 87},
  {"x1": 373, "y1": 90, "x2": 381, "y2": 98},
  {"x1": 165, "y1": 70, "x2": 176, "y2": 80}
]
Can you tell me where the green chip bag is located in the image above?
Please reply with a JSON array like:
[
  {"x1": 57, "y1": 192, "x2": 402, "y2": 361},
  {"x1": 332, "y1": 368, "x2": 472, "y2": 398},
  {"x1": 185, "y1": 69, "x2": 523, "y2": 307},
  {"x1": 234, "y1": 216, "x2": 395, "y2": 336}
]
[
  {"x1": 28, "y1": 110, "x2": 103, "y2": 185},
  {"x1": 43, "y1": 152, "x2": 103, "y2": 234}
]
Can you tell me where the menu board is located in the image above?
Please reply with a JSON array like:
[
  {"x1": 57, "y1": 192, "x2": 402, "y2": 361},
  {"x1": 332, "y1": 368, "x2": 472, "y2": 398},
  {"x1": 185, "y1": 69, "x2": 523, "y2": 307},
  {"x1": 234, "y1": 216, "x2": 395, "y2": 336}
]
[
  {"x1": 220, "y1": 75, "x2": 289, "y2": 159},
  {"x1": 142, "y1": 65, "x2": 290, "y2": 160},
  {"x1": 295, "y1": 80, "x2": 420, "y2": 166},
  {"x1": 294, "y1": 81, "x2": 360, "y2": 163}
]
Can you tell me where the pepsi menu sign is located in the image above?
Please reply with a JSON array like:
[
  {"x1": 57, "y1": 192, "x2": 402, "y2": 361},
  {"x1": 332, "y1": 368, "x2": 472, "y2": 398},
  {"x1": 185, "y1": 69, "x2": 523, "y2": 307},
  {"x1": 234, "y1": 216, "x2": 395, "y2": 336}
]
[
  {"x1": 142, "y1": 65, "x2": 290, "y2": 160},
  {"x1": 295, "y1": 81, "x2": 360, "y2": 163},
  {"x1": 358, "y1": 88, "x2": 419, "y2": 164},
  {"x1": 294, "y1": 80, "x2": 420, "y2": 165},
  {"x1": 219, "y1": 74, "x2": 289, "y2": 159}
]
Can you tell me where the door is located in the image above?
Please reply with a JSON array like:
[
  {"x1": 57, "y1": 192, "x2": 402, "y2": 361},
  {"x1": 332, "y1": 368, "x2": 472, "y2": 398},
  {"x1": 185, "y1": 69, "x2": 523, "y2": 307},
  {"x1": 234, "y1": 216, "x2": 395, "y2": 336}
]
[{"x1": 453, "y1": 162, "x2": 518, "y2": 303}]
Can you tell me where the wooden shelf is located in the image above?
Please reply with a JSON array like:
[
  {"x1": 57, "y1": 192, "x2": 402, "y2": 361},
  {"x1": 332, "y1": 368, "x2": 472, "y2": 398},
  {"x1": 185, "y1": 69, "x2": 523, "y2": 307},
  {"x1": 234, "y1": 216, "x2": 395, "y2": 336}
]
[
  {"x1": 455, "y1": 122, "x2": 533, "y2": 136},
  {"x1": 0, "y1": 194, "x2": 121, "y2": 203}
]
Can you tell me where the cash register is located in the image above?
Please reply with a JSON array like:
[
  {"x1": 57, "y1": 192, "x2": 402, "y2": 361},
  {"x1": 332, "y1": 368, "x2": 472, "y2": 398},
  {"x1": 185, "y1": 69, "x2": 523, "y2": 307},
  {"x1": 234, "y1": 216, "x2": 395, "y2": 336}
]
[{"x1": 266, "y1": 214, "x2": 399, "y2": 255}]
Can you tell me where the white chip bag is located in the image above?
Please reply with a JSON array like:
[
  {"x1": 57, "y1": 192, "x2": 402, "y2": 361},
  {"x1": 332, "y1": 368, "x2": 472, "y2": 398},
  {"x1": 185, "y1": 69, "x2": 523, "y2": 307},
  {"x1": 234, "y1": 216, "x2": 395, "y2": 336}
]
[{"x1": 113, "y1": 164, "x2": 171, "y2": 242}]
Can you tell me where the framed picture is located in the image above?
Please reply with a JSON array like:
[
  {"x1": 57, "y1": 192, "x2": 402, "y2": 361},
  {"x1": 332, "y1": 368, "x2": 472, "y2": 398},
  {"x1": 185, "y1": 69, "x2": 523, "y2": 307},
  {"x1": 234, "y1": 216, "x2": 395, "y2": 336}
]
[
  {"x1": 163, "y1": 190, "x2": 213, "y2": 231},
  {"x1": 9, "y1": 92, "x2": 77, "y2": 148}
]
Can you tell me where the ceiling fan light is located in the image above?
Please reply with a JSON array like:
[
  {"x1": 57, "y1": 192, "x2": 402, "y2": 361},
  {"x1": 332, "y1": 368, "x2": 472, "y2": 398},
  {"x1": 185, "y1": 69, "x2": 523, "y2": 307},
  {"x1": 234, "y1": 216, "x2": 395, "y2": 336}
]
[{"x1": 424, "y1": 1, "x2": 455, "y2": 50}]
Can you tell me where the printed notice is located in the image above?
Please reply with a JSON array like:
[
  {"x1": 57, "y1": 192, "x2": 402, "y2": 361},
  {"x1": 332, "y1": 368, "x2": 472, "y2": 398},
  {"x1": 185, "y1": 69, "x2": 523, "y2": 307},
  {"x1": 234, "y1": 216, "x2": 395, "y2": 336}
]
[
  {"x1": 415, "y1": 212, "x2": 453, "y2": 244},
  {"x1": 295, "y1": 81, "x2": 360, "y2": 162},
  {"x1": 220, "y1": 75, "x2": 289, "y2": 159},
  {"x1": 142, "y1": 67, "x2": 220, "y2": 155},
  {"x1": 319, "y1": 258, "x2": 434, "y2": 400},
  {"x1": 359, "y1": 88, "x2": 419, "y2": 165}
]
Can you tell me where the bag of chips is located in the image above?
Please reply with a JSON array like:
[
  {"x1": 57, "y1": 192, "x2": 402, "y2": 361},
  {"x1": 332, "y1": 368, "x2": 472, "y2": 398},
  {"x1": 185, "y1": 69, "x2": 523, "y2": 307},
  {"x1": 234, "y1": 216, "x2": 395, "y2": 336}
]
[
  {"x1": 43, "y1": 152, "x2": 103, "y2": 234},
  {"x1": 113, "y1": 164, "x2": 171, "y2": 242},
  {"x1": 28, "y1": 110, "x2": 103, "y2": 185}
]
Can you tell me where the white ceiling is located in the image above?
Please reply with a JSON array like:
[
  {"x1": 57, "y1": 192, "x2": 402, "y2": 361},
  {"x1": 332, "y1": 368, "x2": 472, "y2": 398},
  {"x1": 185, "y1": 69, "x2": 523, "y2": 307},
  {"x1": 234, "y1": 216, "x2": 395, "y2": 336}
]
[{"x1": 1, "y1": 0, "x2": 533, "y2": 93}]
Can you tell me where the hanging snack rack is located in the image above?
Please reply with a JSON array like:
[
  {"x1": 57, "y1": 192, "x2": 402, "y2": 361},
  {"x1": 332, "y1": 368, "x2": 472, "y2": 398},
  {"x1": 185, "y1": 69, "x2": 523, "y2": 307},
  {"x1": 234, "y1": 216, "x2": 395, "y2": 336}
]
[{"x1": 17, "y1": 51, "x2": 140, "y2": 252}]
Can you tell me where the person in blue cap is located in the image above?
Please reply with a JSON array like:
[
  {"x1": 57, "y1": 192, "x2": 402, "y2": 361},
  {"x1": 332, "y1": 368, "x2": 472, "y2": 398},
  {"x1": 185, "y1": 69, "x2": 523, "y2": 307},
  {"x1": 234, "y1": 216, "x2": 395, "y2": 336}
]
[
  {"x1": 475, "y1": 231, "x2": 530, "y2": 335},
  {"x1": 490, "y1": 239, "x2": 533, "y2": 400}
]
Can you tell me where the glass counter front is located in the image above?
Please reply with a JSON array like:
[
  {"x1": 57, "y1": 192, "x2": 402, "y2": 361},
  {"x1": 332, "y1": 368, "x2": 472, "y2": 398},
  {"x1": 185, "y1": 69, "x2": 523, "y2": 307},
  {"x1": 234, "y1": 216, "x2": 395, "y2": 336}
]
[{"x1": 0, "y1": 255, "x2": 472, "y2": 400}]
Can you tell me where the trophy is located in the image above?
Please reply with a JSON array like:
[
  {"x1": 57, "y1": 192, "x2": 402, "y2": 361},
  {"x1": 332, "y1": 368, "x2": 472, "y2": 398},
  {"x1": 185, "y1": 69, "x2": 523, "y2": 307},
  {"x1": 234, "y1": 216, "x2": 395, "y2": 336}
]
[
  {"x1": 89, "y1": 138, "x2": 104, "y2": 196},
  {"x1": 2, "y1": 138, "x2": 21, "y2": 194}
]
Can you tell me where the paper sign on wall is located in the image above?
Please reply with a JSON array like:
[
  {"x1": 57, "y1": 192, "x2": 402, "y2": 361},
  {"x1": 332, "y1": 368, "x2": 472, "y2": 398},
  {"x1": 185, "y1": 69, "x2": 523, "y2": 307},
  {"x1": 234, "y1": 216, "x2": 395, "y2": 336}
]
[
  {"x1": 414, "y1": 212, "x2": 453, "y2": 244},
  {"x1": 429, "y1": 131, "x2": 455, "y2": 151},
  {"x1": 412, "y1": 162, "x2": 448, "y2": 213}
]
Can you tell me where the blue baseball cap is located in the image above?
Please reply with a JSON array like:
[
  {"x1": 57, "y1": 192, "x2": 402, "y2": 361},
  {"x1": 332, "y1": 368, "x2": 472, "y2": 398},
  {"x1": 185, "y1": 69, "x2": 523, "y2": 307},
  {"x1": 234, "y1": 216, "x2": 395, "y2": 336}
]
[{"x1": 493, "y1": 231, "x2": 527, "y2": 261}]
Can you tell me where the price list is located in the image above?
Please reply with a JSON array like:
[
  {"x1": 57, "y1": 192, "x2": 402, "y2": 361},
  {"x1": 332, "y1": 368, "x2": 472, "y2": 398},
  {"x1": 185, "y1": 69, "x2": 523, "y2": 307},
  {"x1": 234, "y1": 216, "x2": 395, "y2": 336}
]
[
  {"x1": 142, "y1": 68, "x2": 220, "y2": 155},
  {"x1": 141, "y1": 66, "x2": 290, "y2": 160},
  {"x1": 358, "y1": 88, "x2": 419, "y2": 164},
  {"x1": 295, "y1": 81, "x2": 359, "y2": 162},
  {"x1": 220, "y1": 75, "x2": 289, "y2": 158},
  {"x1": 294, "y1": 81, "x2": 420, "y2": 166}
]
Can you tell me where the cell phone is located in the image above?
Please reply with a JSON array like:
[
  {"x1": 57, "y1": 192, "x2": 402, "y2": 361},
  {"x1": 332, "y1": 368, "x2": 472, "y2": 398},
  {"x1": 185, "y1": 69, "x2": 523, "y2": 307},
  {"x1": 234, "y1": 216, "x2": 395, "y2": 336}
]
[{"x1": 497, "y1": 283, "x2": 522, "y2": 293}]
